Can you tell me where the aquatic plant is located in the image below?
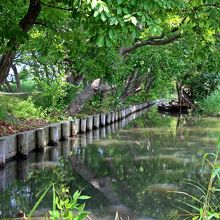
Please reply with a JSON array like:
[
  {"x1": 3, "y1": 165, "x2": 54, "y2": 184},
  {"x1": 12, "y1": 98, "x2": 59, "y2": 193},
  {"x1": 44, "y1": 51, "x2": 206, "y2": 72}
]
[{"x1": 28, "y1": 184, "x2": 90, "y2": 220}]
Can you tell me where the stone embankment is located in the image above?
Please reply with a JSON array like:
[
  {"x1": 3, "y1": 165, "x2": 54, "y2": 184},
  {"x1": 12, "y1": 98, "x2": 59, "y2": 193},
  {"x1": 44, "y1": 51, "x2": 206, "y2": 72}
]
[{"x1": 0, "y1": 101, "x2": 156, "y2": 167}]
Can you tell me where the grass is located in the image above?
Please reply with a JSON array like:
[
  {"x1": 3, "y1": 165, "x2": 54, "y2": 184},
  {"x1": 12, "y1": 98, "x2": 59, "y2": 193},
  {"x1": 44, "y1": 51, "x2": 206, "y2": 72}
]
[
  {"x1": 198, "y1": 87, "x2": 220, "y2": 117},
  {"x1": 173, "y1": 137, "x2": 220, "y2": 219}
]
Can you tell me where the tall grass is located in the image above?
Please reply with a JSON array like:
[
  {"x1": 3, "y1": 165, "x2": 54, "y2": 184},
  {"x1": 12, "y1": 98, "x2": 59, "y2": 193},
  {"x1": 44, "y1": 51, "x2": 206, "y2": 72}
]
[
  {"x1": 198, "y1": 87, "x2": 220, "y2": 116},
  {"x1": 174, "y1": 137, "x2": 220, "y2": 219}
]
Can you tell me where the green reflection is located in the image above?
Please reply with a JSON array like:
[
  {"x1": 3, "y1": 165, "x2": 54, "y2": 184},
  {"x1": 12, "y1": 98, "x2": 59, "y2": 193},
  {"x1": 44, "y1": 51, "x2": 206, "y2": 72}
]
[{"x1": 0, "y1": 109, "x2": 220, "y2": 219}]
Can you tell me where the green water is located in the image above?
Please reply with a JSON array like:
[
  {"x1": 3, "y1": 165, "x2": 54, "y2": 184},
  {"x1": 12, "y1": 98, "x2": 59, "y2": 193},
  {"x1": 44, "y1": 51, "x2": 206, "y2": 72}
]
[{"x1": 0, "y1": 109, "x2": 220, "y2": 219}]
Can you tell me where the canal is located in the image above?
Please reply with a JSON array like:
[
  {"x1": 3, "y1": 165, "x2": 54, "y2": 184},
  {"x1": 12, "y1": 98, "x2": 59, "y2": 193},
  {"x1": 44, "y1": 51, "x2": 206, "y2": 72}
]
[{"x1": 0, "y1": 107, "x2": 219, "y2": 219}]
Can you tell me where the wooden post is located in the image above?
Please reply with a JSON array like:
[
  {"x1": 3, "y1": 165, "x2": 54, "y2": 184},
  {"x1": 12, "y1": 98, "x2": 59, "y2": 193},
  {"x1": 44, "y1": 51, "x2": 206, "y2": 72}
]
[
  {"x1": 61, "y1": 121, "x2": 70, "y2": 140},
  {"x1": 93, "y1": 114, "x2": 100, "y2": 129},
  {"x1": 36, "y1": 128, "x2": 46, "y2": 151},
  {"x1": 100, "y1": 113, "x2": 106, "y2": 126},
  {"x1": 80, "y1": 118, "x2": 87, "y2": 133},
  {"x1": 86, "y1": 116, "x2": 93, "y2": 131},
  {"x1": 49, "y1": 125, "x2": 59, "y2": 146},
  {"x1": 71, "y1": 119, "x2": 80, "y2": 136},
  {"x1": 0, "y1": 139, "x2": 6, "y2": 168},
  {"x1": 17, "y1": 133, "x2": 28, "y2": 159}
]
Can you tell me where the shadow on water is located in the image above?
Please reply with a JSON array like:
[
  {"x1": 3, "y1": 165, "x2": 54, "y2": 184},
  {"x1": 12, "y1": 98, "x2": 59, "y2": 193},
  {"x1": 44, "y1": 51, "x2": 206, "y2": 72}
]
[{"x1": 0, "y1": 108, "x2": 220, "y2": 219}]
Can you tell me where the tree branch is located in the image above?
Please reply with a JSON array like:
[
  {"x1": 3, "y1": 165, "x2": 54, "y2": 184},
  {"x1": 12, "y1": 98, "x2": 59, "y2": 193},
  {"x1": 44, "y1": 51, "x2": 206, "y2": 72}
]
[
  {"x1": 34, "y1": 21, "x2": 58, "y2": 33},
  {"x1": 120, "y1": 33, "x2": 181, "y2": 56},
  {"x1": 41, "y1": 2, "x2": 72, "y2": 11}
]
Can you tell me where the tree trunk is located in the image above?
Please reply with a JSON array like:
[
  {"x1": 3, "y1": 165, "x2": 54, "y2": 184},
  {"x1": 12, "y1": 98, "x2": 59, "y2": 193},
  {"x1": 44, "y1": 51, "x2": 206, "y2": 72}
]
[
  {"x1": 4, "y1": 80, "x2": 13, "y2": 93},
  {"x1": 0, "y1": 0, "x2": 41, "y2": 85},
  {"x1": 66, "y1": 79, "x2": 112, "y2": 115},
  {"x1": 11, "y1": 64, "x2": 21, "y2": 92},
  {"x1": 0, "y1": 51, "x2": 16, "y2": 85}
]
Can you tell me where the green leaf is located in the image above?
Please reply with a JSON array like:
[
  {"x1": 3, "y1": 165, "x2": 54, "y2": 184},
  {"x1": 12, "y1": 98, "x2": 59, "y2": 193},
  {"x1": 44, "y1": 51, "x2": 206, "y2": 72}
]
[
  {"x1": 96, "y1": 35, "x2": 105, "y2": 47},
  {"x1": 101, "y1": 13, "x2": 107, "y2": 21},
  {"x1": 91, "y1": 0, "x2": 97, "y2": 9},
  {"x1": 79, "y1": 195, "x2": 91, "y2": 200},
  {"x1": 108, "y1": 29, "x2": 114, "y2": 39},
  {"x1": 28, "y1": 184, "x2": 52, "y2": 217},
  {"x1": 131, "y1": 16, "x2": 137, "y2": 25}
]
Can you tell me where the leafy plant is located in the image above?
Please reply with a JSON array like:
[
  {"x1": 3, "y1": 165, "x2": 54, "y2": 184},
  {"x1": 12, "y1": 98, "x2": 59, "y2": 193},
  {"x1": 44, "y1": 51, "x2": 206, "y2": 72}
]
[
  {"x1": 35, "y1": 73, "x2": 69, "y2": 110},
  {"x1": 29, "y1": 183, "x2": 90, "y2": 220},
  {"x1": 198, "y1": 86, "x2": 220, "y2": 116},
  {"x1": 12, "y1": 96, "x2": 44, "y2": 119}
]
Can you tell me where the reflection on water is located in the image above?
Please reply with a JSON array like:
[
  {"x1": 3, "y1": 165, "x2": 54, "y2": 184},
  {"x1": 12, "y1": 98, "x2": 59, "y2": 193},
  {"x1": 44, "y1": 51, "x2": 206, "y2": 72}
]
[{"x1": 0, "y1": 108, "x2": 220, "y2": 219}]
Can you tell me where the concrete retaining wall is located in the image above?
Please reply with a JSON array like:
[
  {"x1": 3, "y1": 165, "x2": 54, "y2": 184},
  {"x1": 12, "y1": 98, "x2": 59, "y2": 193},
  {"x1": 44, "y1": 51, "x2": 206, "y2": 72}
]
[{"x1": 0, "y1": 101, "x2": 154, "y2": 166}]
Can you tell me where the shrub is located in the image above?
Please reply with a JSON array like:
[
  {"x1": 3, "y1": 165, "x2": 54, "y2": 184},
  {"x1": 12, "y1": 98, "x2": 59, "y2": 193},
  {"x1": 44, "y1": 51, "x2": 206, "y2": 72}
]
[
  {"x1": 0, "y1": 95, "x2": 43, "y2": 121},
  {"x1": 198, "y1": 86, "x2": 220, "y2": 116},
  {"x1": 12, "y1": 97, "x2": 44, "y2": 119},
  {"x1": 34, "y1": 74, "x2": 69, "y2": 110}
]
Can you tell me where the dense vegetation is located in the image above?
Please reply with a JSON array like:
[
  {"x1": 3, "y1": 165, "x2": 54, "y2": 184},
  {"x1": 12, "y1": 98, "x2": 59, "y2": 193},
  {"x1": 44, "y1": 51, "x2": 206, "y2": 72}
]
[{"x1": 0, "y1": 0, "x2": 220, "y2": 129}]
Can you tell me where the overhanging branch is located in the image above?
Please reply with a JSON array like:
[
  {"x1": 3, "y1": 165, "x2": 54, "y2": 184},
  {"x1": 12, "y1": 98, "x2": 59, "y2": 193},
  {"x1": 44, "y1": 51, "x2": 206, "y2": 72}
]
[
  {"x1": 120, "y1": 33, "x2": 181, "y2": 56},
  {"x1": 41, "y1": 2, "x2": 72, "y2": 11}
]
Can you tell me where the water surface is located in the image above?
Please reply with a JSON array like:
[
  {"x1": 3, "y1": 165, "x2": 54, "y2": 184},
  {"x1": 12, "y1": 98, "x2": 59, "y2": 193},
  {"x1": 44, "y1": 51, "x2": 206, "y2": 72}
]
[{"x1": 0, "y1": 108, "x2": 219, "y2": 219}]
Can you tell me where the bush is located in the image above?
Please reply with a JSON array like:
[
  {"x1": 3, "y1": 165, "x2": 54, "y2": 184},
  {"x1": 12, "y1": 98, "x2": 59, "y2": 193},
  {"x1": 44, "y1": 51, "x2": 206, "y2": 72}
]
[
  {"x1": 0, "y1": 96, "x2": 43, "y2": 121},
  {"x1": 12, "y1": 97, "x2": 44, "y2": 119},
  {"x1": 34, "y1": 74, "x2": 70, "y2": 110},
  {"x1": 198, "y1": 86, "x2": 220, "y2": 116}
]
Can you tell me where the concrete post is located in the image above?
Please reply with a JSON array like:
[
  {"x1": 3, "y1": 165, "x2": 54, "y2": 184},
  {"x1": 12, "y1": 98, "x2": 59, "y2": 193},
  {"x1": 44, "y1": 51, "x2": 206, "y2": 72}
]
[
  {"x1": 0, "y1": 139, "x2": 6, "y2": 168},
  {"x1": 115, "y1": 111, "x2": 119, "y2": 121},
  {"x1": 86, "y1": 131, "x2": 93, "y2": 144},
  {"x1": 80, "y1": 134, "x2": 87, "y2": 148},
  {"x1": 93, "y1": 114, "x2": 100, "y2": 129},
  {"x1": 111, "y1": 123, "x2": 115, "y2": 133},
  {"x1": 17, "y1": 133, "x2": 28, "y2": 159},
  {"x1": 48, "y1": 147, "x2": 59, "y2": 162},
  {"x1": 106, "y1": 112, "x2": 111, "y2": 124},
  {"x1": 115, "y1": 122, "x2": 119, "y2": 131},
  {"x1": 93, "y1": 129, "x2": 100, "y2": 141},
  {"x1": 111, "y1": 112, "x2": 115, "y2": 123},
  {"x1": 17, "y1": 160, "x2": 28, "y2": 180},
  {"x1": 118, "y1": 110, "x2": 122, "y2": 120},
  {"x1": 49, "y1": 125, "x2": 59, "y2": 145},
  {"x1": 122, "y1": 109, "x2": 126, "y2": 118},
  {"x1": 80, "y1": 118, "x2": 87, "y2": 133},
  {"x1": 71, "y1": 119, "x2": 80, "y2": 136},
  {"x1": 86, "y1": 116, "x2": 93, "y2": 131},
  {"x1": 36, "y1": 128, "x2": 46, "y2": 151},
  {"x1": 100, "y1": 113, "x2": 106, "y2": 126},
  {"x1": 61, "y1": 121, "x2": 70, "y2": 140},
  {"x1": 0, "y1": 169, "x2": 5, "y2": 191},
  {"x1": 106, "y1": 125, "x2": 111, "y2": 135},
  {"x1": 61, "y1": 141, "x2": 70, "y2": 156},
  {"x1": 100, "y1": 127, "x2": 106, "y2": 138}
]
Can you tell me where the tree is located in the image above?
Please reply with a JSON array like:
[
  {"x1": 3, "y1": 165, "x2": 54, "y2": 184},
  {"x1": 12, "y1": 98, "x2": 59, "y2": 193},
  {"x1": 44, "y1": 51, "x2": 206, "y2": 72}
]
[{"x1": 1, "y1": 0, "x2": 220, "y2": 114}]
